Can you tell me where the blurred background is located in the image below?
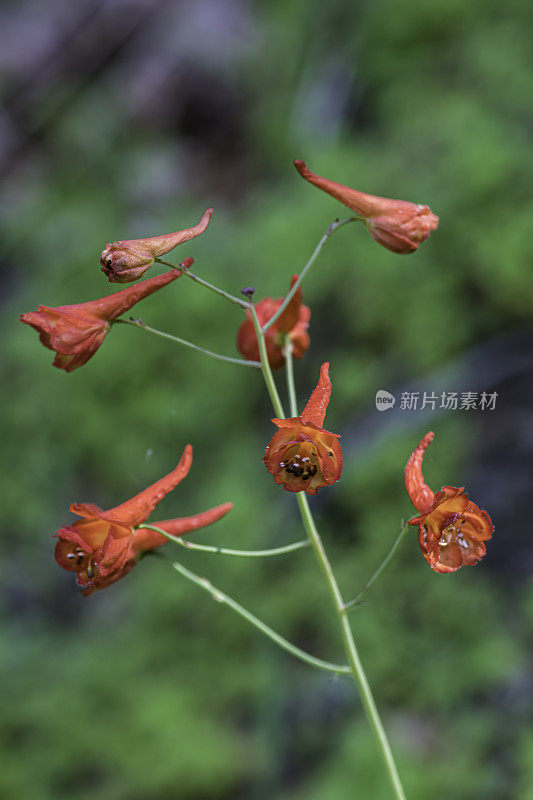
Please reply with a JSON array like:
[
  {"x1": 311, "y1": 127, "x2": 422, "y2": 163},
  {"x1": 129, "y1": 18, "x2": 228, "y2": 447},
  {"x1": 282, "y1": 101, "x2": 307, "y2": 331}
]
[{"x1": 1, "y1": 0, "x2": 532, "y2": 798}]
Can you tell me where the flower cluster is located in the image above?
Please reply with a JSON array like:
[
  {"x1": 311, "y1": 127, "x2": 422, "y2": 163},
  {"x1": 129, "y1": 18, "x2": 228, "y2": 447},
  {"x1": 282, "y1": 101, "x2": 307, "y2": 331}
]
[{"x1": 20, "y1": 156, "x2": 493, "y2": 597}]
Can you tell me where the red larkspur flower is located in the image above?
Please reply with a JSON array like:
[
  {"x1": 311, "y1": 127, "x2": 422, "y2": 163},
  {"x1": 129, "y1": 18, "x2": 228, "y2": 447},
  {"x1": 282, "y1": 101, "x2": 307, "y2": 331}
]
[
  {"x1": 55, "y1": 445, "x2": 233, "y2": 595},
  {"x1": 294, "y1": 159, "x2": 438, "y2": 254},
  {"x1": 237, "y1": 275, "x2": 310, "y2": 369},
  {"x1": 20, "y1": 265, "x2": 189, "y2": 372},
  {"x1": 405, "y1": 431, "x2": 493, "y2": 573},
  {"x1": 101, "y1": 208, "x2": 212, "y2": 282},
  {"x1": 264, "y1": 362, "x2": 342, "y2": 495}
]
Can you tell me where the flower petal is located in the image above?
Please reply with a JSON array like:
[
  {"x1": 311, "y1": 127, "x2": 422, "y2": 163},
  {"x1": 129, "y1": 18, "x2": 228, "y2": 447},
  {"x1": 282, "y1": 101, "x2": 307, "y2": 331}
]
[
  {"x1": 276, "y1": 275, "x2": 303, "y2": 333},
  {"x1": 413, "y1": 484, "x2": 494, "y2": 574}
]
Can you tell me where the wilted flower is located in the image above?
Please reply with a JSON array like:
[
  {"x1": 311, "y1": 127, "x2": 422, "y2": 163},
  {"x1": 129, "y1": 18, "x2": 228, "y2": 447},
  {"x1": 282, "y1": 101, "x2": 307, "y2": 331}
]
[
  {"x1": 405, "y1": 431, "x2": 494, "y2": 573},
  {"x1": 55, "y1": 445, "x2": 233, "y2": 595},
  {"x1": 264, "y1": 362, "x2": 342, "y2": 494},
  {"x1": 20, "y1": 267, "x2": 188, "y2": 372},
  {"x1": 101, "y1": 208, "x2": 213, "y2": 282},
  {"x1": 294, "y1": 160, "x2": 438, "y2": 254},
  {"x1": 237, "y1": 275, "x2": 310, "y2": 369}
]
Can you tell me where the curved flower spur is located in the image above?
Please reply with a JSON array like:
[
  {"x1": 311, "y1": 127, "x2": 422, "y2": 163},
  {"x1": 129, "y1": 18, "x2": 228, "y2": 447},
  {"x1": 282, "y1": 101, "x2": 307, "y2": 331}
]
[
  {"x1": 264, "y1": 362, "x2": 342, "y2": 495},
  {"x1": 405, "y1": 431, "x2": 494, "y2": 573}
]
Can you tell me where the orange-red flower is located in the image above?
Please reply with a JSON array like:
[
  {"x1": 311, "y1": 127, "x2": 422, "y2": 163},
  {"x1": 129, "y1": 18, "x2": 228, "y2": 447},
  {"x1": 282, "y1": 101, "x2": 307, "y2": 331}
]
[
  {"x1": 237, "y1": 275, "x2": 310, "y2": 369},
  {"x1": 264, "y1": 362, "x2": 342, "y2": 494},
  {"x1": 55, "y1": 445, "x2": 232, "y2": 595},
  {"x1": 294, "y1": 159, "x2": 439, "y2": 254},
  {"x1": 101, "y1": 208, "x2": 213, "y2": 282},
  {"x1": 20, "y1": 266, "x2": 188, "y2": 372},
  {"x1": 405, "y1": 431, "x2": 494, "y2": 573}
]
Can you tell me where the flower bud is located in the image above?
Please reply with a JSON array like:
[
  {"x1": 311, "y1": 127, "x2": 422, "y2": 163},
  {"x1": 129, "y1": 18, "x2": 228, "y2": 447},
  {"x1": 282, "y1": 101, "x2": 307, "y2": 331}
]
[
  {"x1": 101, "y1": 208, "x2": 213, "y2": 282},
  {"x1": 294, "y1": 160, "x2": 438, "y2": 254},
  {"x1": 20, "y1": 269, "x2": 183, "y2": 371}
]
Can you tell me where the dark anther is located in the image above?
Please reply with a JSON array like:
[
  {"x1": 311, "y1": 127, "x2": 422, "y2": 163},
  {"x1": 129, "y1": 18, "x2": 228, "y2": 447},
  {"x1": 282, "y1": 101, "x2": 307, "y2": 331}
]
[
  {"x1": 285, "y1": 458, "x2": 317, "y2": 480},
  {"x1": 241, "y1": 286, "x2": 256, "y2": 299},
  {"x1": 86, "y1": 564, "x2": 94, "y2": 579}
]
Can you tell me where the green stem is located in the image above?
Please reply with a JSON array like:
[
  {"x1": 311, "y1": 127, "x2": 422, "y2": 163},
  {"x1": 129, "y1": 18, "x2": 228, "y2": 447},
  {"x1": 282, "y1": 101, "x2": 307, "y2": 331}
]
[
  {"x1": 172, "y1": 559, "x2": 350, "y2": 675},
  {"x1": 115, "y1": 318, "x2": 261, "y2": 369},
  {"x1": 155, "y1": 258, "x2": 249, "y2": 309},
  {"x1": 267, "y1": 339, "x2": 406, "y2": 798},
  {"x1": 296, "y1": 493, "x2": 406, "y2": 800},
  {"x1": 138, "y1": 523, "x2": 309, "y2": 558},
  {"x1": 282, "y1": 335, "x2": 298, "y2": 417},
  {"x1": 344, "y1": 523, "x2": 410, "y2": 611},
  {"x1": 249, "y1": 304, "x2": 285, "y2": 418},
  {"x1": 261, "y1": 217, "x2": 356, "y2": 335}
]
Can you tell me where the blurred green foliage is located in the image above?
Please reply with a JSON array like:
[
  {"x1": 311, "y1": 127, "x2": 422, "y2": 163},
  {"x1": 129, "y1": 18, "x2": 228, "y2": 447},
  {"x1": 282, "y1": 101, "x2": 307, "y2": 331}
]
[{"x1": 1, "y1": 0, "x2": 532, "y2": 798}]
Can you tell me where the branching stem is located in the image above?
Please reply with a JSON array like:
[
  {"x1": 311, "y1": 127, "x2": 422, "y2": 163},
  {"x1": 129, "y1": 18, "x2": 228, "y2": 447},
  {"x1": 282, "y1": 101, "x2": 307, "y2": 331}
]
[
  {"x1": 249, "y1": 304, "x2": 285, "y2": 418},
  {"x1": 155, "y1": 258, "x2": 249, "y2": 309},
  {"x1": 115, "y1": 318, "x2": 261, "y2": 368},
  {"x1": 172, "y1": 560, "x2": 350, "y2": 675},
  {"x1": 138, "y1": 523, "x2": 309, "y2": 558},
  {"x1": 261, "y1": 217, "x2": 356, "y2": 335},
  {"x1": 252, "y1": 226, "x2": 407, "y2": 798},
  {"x1": 295, "y1": 494, "x2": 406, "y2": 800},
  {"x1": 344, "y1": 523, "x2": 410, "y2": 611}
]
